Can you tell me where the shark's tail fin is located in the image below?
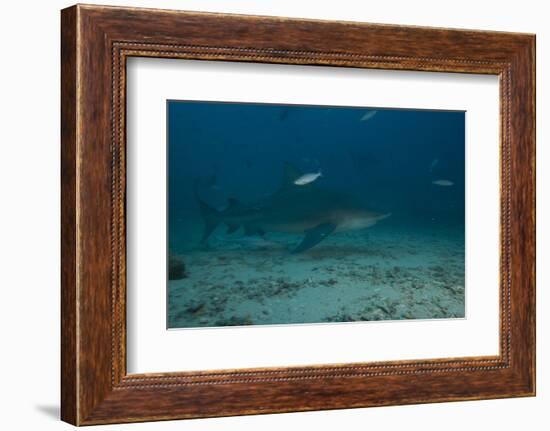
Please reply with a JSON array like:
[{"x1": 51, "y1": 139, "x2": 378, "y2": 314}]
[{"x1": 194, "y1": 180, "x2": 221, "y2": 244}]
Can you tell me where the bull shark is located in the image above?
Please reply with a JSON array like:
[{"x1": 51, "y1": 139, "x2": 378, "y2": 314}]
[{"x1": 195, "y1": 163, "x2": 390, "y2": 253}]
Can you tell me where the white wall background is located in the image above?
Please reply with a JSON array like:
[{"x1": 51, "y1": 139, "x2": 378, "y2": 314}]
[{"x1": 0, "y1": 0, "x2": 546, "y2": 429}]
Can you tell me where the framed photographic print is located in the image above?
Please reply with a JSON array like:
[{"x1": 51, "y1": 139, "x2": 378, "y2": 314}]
[
  {"x1": 165, "y1": 101, "x2": 464, "y2": 330},
  {"x1": 61, "y1": 4, "x2": 536, "y2": 425}
]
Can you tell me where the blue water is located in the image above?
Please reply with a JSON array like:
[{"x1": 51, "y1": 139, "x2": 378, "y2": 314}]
[{"x1": 167, "y1": 101, "x2": 465, "y2": 329}]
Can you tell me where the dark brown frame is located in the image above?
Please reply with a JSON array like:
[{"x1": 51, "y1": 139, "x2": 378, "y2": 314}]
[{"x1": 61, "y1": 4, "x2": 536, "y2": 426}]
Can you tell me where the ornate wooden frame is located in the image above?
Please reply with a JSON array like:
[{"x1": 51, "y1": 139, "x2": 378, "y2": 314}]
[{"x1": 61, "y1": 4, "x2": 535, "y2": 426}]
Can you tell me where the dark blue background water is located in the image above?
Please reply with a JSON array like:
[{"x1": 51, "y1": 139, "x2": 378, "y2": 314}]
[{"x1": 168, "y1": 100, "x2": 464, "y2": 249}]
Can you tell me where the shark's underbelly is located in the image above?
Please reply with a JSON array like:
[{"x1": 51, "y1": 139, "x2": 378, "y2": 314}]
[
  {"x1": 255, "y1": 212, "x2": 380, "y2": 235},
  {"x1": 258, "y1": 219, "x2": 325, "y2": 234}
]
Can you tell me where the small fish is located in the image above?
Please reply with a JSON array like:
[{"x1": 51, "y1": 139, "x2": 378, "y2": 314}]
[
  {"x1": 360, "y1": 110, "x2": 377, "y2": 122},
  {"x1": 432, "y1": 179, "x2": 454, "y2": 186},
  {"x1": 429, "y1": 158, "x2": 439, "y2": 172},
  {"x1": 294, "y1": 171, "x2": 322, "y2": 186}
]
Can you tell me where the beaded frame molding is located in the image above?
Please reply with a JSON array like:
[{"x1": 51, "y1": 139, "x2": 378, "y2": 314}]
[{"x1": 61, "y1": 4, "x2": 535, "y2": 426}]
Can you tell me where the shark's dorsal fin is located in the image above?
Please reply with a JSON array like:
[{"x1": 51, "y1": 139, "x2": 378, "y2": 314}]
[{"x1": 280, "y1": 162, "x2": 303, "y2": 190}]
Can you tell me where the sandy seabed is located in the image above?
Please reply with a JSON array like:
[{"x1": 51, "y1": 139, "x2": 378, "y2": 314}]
[{"x1": 167, "y1": 217, "x2": 465, "y2": 329}]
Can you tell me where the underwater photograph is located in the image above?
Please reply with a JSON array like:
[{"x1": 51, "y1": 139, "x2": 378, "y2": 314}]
[{"x1": 167, "y1": 100, "x2": 465, "y2": 329}]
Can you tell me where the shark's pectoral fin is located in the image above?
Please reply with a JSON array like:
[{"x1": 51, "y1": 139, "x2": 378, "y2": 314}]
[{"x1": 291, "y1": 222, "x2": 337, "y2": 254}]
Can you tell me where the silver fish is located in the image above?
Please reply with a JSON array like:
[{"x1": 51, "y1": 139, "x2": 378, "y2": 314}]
[
  {"x1": 360, "y1": 110, "x2": 377, "y2": 122},
  {"x1": 432, "y1": 179, "x2": 454, "y2": 186},
  {"x1": 294, "y1": 171, "x2": 322, "y2": 186}
]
